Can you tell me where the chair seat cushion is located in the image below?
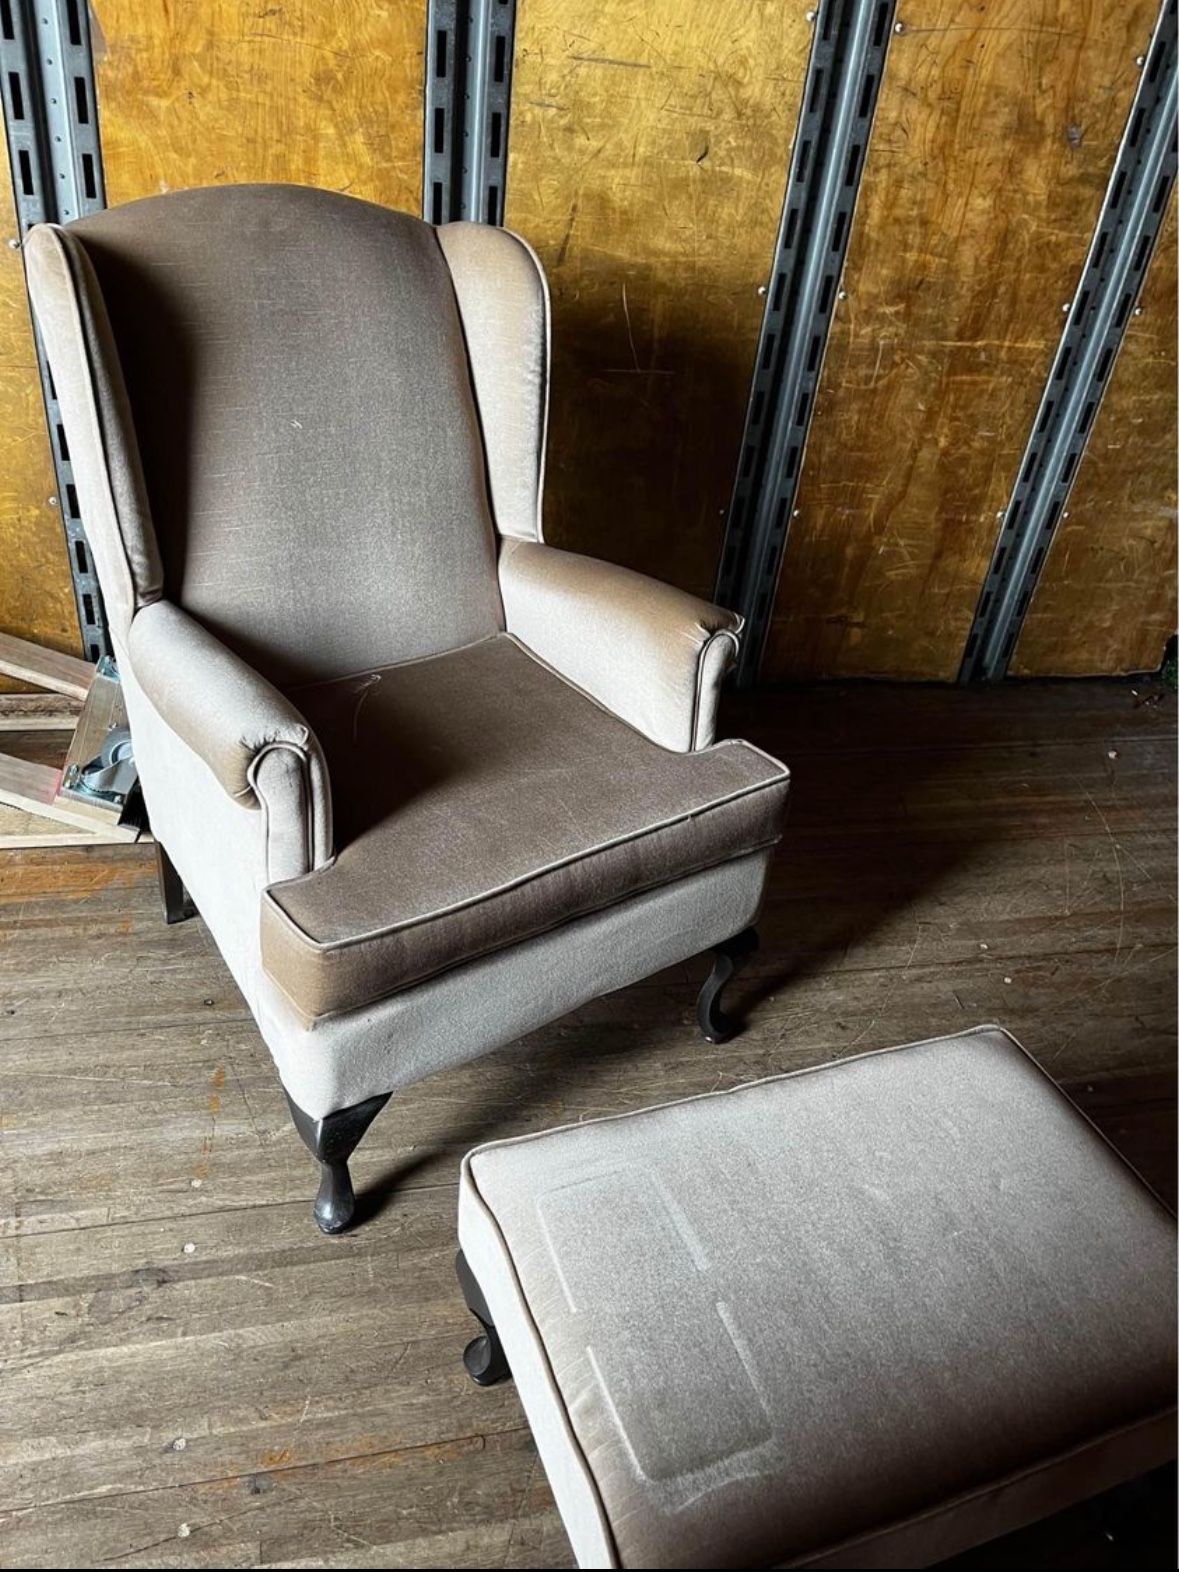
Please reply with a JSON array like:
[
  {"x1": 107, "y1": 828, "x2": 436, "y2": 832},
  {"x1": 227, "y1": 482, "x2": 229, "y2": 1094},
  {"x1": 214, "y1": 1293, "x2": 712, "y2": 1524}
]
[
  {"x1": 458, "y1": 1027, "x2": 1177, "y2": 1569},
  {"x1": 261, "y1": 635, "x2": 788, "y2": 1020}
]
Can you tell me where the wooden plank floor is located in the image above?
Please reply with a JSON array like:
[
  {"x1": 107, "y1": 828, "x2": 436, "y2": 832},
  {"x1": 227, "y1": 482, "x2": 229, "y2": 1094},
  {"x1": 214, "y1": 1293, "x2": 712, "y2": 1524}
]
[{"x1": 0, "y1": 679, "x2": 1174, "y2": 1568}]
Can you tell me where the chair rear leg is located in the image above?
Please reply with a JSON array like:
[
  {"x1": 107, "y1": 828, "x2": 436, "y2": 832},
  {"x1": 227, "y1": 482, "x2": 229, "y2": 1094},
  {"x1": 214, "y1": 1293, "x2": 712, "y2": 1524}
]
[
  {"x1": 156, "y1": 843, "x2": 197, "y2": 924},
  {"x1": 285, "y1": 1089, "x2": 391, "y2": 1235},
  {"x1": 697, "y1": 926, "x2": 759, "y2": 1044},
  {"x1": 456, "y1": 1250, "x2": 511, "y2": 1386}
]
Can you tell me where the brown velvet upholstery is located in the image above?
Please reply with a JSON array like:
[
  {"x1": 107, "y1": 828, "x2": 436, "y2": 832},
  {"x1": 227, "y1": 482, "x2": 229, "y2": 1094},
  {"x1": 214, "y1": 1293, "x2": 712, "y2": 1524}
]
[
  {"x1": 48, "y1": 184, "x2": 503, "y2": 685},
  {"x1": 129, "y1": 600, "x2": 328, "y2": 810},
  {"x1": 437, "y1": 222, "x2": 549, "y2": 542},
  {"x1": 460, "y1": 1028, "x2": 1178, "y2": 1569},
  {"x1": 23, "y1": 224, "x2": 162, "y2": 639},
  {"x1": 25, "y1": 183, "x2": 788, "y2": 1122},
  {"x1": 263, "y1": 636, "x2": 787, "y2": 1020},
  {"x1": 499, "y1": 537, "x2": 743, "y2": 750}
]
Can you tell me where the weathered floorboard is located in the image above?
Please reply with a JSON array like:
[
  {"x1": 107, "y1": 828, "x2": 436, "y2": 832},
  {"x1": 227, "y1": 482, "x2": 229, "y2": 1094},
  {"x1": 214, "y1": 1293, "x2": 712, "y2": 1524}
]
[{"x1": 0, "y1": 679, "x2": 1174, "y2": 1566}]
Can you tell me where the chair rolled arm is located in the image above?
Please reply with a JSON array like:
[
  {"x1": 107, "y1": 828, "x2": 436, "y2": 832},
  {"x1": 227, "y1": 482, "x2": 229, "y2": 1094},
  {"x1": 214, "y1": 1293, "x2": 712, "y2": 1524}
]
[
  {"x1": 127, "y1": 600, "x2": 332, "y2": 871},
  {"x1": 498, "y1": 538, "x2": 743, "y2": 751}
]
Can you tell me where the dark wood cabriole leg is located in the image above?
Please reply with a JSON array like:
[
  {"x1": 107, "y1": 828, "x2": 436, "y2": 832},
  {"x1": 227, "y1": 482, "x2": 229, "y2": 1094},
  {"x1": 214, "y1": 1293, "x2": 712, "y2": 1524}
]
[
  {"x1": 697, "y1": 926, "x2": 759, "y2": 1044},
  {"x1": 456, "y1": 1249, "x2": 511, "y2": 1386},
  {"x1": 156, "y1": 842, "x2": 197, "y2": 924},
  {"x1": 285, "y1": 1089, "x2": 391, "y2": 1235}
]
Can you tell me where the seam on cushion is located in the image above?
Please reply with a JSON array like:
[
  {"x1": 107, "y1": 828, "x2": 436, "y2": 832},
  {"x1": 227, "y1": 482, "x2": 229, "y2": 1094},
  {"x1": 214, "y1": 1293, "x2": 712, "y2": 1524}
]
[
  {"x1": 463, "y1": 1026, "x2": 1062, "y2": 1170},
  {"x1": 700, "y1": 731, "x2": 791, "y2": 779},
  {"x1": 691, "y1": 628, "x2": 741, "y2": 751},
  {"x1": 283, "y1": 632, "x2": 504, "y2": 698},
  {"x1": 48, "y1": 228, "x2": 141, "y2": 615},
  {"x1": 260, "y1": 839, "x2": 780, "y2": 1022},
  {"x1": 262, "y1": 761, "x2": 787, "y2": 951},
  {"x1": 786, "y1": 1407, "x2": 1178, "y2": 1567},
  {"x1": 460, "y1": 1161, "x2": 622, "y2": 1568}
]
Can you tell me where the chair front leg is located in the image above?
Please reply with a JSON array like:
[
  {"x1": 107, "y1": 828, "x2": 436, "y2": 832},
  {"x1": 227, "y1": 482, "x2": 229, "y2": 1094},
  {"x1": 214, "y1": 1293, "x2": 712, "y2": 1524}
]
[
  {"x1": 697, "y1": 926, "x2": 759, "y2": 1044},
  {"x1": 285, "y1": 1089, "x2": 391, "y2": 1234}
]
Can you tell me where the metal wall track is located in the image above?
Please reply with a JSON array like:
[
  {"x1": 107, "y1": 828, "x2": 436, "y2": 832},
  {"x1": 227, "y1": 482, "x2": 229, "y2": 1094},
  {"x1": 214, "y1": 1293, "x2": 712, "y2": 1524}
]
[
  {"x1": 715, "y1": 0, "x2": 897, "y2": 685},
  {"x1": 961, "y1": 0, "x2": 1178, "y2": 683},
  {"x1": 424, "y1": 0, "x2": 517, "y2": 225},
  {"x1": 0, "y1": 0, "x2": 107, "y2": 659}
]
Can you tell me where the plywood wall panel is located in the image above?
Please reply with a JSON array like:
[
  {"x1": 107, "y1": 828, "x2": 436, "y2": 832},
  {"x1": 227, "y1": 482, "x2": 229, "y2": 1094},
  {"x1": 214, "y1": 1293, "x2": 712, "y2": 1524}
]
[
  {"x1": 0, "y1": 134, "x2": 80, "y2": 686},
  {"x1": 764, "y1": 0, "x2": 1159, "y2": 681},
  {"x1": 506, "y1": 0, "x2": 812, "y2": 599},
  {"x1": 1012, "y1": 198, "x2": 1177, "y2": 676},
  {"x1": 93, "y1": 0, "x2": 425, "y2": 210}
]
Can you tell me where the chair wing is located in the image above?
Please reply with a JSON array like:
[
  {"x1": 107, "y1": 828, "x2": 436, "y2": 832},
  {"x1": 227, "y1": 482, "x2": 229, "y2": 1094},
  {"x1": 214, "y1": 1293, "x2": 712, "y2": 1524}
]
[{"x1": 438, "y1": 221, "x2": 549, "y2": 543}]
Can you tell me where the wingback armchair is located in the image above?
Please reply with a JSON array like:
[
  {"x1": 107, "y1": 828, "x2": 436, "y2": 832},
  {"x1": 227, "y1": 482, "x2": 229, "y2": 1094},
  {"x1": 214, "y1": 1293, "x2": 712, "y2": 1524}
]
[{"x1": 26, "y1": 184, "x2": 789, "y2": 1232}]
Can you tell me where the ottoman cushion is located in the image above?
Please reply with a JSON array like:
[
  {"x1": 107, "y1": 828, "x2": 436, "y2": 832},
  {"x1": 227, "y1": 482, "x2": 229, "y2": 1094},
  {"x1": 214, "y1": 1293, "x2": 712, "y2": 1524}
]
[{"x1": 457, "y1": 1026, "x2": 1177, "y2": 1568}]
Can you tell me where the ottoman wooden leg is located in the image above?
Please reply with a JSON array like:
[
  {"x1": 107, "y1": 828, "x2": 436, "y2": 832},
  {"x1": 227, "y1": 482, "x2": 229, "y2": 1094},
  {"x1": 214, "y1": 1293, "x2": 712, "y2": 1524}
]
[
  {"x1": 697, "y1": 926, "x2": 759, "y2": 1044},
  {"x1": 456, "y1": 1250, "x2": 511, "y2": 1386}
]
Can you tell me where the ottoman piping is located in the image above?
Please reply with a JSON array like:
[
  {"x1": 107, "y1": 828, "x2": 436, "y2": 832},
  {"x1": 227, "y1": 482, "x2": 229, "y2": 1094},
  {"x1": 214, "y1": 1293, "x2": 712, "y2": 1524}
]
[
  {"x1": 460, "y1": 1152, "x2": 622, "y2": 1568},
  {"x1": 460, "y1": 1022, "x2": 1176, "y2": 1567},
  {"x1": 462, "y1": 1024, "x2": 1176, "y2": 1219},
  {"x1": 786, "y1": 1406, "x2": 1178, "y2": 1567}
]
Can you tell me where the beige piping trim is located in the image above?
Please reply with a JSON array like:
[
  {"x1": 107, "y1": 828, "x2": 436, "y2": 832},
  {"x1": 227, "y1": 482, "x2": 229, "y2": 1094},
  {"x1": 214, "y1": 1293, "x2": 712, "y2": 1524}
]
[
  {"x1": 263, "y1": 748, "x2": 787, "y2": 952},
  {"x1": 260, "y1": 841, "x2": 779, "y2": 1023}
]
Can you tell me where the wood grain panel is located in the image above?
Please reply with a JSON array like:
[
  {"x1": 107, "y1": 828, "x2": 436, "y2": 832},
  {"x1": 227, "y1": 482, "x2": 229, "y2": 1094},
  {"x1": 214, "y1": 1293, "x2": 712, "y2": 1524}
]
[
  {"x1": 0, "y1": 134, "x2": 79, "y2": 685},
  {"x1": 506, "y1": 0, "x2": 812, "y2": 599},
  {"x1": 92, "y1": 0, "x2": 425, "y2": 210},
  {"x1": 1013, "y1": 198, "x2": 1178, "y2": 675},
  {"x1": 0, "y1": 629, "x2": 94, "y2": 699},
  {"x1": 765, "y1": 0, "x2": 1159, "y2": 681}
]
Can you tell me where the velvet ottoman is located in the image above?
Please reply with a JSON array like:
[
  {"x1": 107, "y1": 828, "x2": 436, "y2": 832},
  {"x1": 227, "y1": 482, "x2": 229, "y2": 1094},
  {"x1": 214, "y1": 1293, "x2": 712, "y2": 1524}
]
[{"x1": 455, "y1": 1026, "x2": 1176, "y2": 1568}]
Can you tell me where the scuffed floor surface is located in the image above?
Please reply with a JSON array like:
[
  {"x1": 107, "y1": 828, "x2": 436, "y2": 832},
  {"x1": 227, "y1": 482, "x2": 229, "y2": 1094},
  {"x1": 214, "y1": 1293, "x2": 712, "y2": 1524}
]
[{"x1": 0, "y1": 679, "x2": 1175, "y2": 1567}]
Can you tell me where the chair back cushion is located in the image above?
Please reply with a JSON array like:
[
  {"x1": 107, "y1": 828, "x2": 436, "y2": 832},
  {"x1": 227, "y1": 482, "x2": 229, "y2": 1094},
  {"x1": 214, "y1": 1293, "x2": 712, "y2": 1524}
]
[{"x1": 29, "y1": 184, "x2": 504, "y2": 683}]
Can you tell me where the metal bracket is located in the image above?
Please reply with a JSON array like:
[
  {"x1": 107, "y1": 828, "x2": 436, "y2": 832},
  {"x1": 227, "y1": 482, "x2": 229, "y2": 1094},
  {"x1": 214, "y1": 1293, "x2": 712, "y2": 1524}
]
[
  {"x1": 0, "y1": 632, "x2": 138, "y2": 843},
  {"x1": 715, "y1": 0, "x2": 897, "y2": 685},
  {"x1": 0, "y1": 0, "x2": 108, "y2": 659},
  {"x1": 62, "y1": 725, "x2": 136, "y2": 807},
  {"x1": 961, "y1": 0, "x2": 1178, "y2": 682},
  {"x1": 60, "y1": 656, "x2": 136, "y2": 808},
  {"x1": 424, "y1": 0, "x2": 517, "y2": 225}
]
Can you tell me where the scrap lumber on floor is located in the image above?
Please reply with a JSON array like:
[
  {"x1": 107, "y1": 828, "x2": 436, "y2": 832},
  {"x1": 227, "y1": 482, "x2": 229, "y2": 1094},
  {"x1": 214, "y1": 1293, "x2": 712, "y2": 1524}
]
[
  {"x1": 0, "y1": 679, "x2": 1175, "y2": 1568},
  {"x1": 0, "y1": 635, "x2": 137, "y2": 848}
]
